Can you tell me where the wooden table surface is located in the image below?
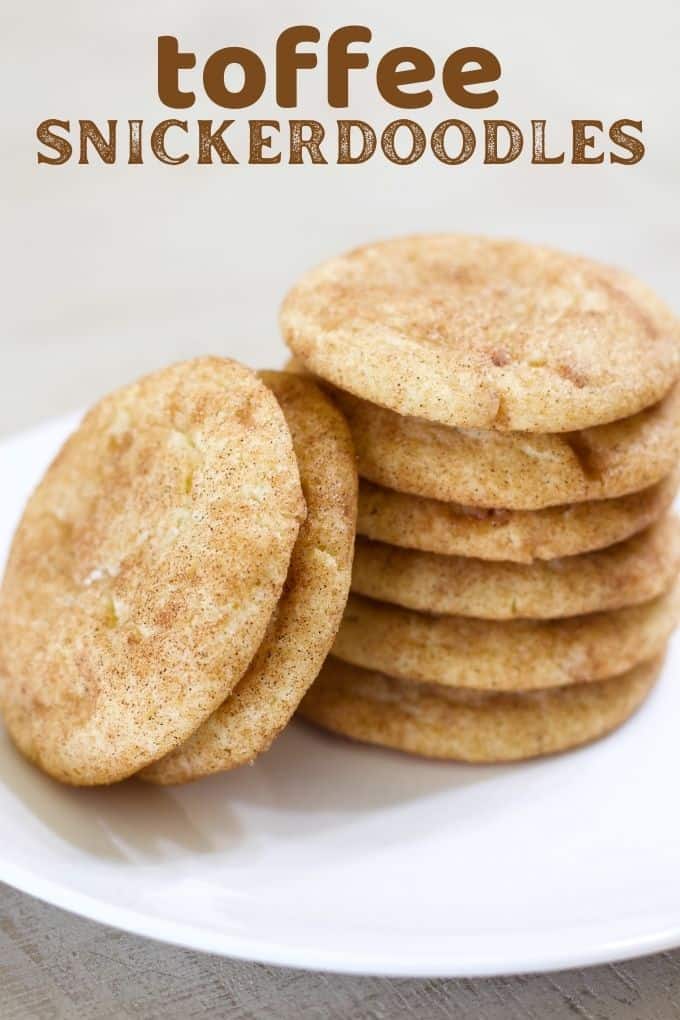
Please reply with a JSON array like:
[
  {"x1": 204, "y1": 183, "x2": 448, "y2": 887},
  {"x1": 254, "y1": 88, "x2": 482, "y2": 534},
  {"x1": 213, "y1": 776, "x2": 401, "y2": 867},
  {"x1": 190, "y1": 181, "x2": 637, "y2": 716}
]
[{"x1": 1, "y1": 882, "x2": 679, "y2": 1020}]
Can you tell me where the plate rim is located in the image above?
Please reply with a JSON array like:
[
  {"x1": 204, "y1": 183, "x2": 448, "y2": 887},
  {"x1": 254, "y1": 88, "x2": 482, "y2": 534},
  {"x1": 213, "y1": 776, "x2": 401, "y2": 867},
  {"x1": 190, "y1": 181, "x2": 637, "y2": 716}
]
[{"x1": 3, "y1": 857, "x2": 680, "y2": 977}]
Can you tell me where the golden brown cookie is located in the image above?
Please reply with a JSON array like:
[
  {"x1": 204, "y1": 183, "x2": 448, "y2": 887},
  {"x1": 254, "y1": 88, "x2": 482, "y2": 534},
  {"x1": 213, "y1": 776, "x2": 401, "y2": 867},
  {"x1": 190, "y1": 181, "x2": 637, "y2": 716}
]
[
  {"x1": 333, "y1": 585, "x2": 680, "y2": 691},
  {"x1": 142, "y1": 372, "x2": 357, "y2": 785},
  {"x1": 299, "y1": 654, "x2": 663, "y2": 762},
  {"x1": 331, "y1": 383, "x2": 680, "y2": 509},
  {"x1": 357, "y1": 475, "x2": 679, "y2": 562},
  {"x1": 281, "y1": 235, "x2": 680, "y2": 432},
  {"x1": 351, "y1": 516, "x2": 680, "y2": 620},
  {"x1": 0, "y1": 358, "x2": 306, "y2": 785}
]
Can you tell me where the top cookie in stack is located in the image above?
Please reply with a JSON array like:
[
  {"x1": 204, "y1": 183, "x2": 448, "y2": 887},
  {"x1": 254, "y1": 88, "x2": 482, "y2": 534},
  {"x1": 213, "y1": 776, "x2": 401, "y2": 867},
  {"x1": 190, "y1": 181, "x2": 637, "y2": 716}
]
[
  {"x1": 282, "y1": 235, "x2": 680, "y2": 434},
  {"x1": 282, "y1": 235, "x2": 680, "y2": 762}
]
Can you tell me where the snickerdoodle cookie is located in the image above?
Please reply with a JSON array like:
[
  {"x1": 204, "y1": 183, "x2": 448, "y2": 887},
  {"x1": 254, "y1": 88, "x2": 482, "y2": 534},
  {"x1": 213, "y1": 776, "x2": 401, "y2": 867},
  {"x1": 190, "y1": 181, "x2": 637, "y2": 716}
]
[
  {"x1": 333, "y1": 585, "x2": 680, "y2": 691},
  {"x1": 331, "y1": 383, "x2": 680, "y2": 509},
  {"x1": 142, "y1": 372, "x2": 357, "y2": 784},
  {"x1": 299, "y1": 655, "x2": 662, "y2": 762},
  {"x1": 357, "y1": 474, "x2": 678, "y2": 562},
  {"x1": 351, "y1": 516, "x2": 680, "y2": 620},
  {"x1": 0, "y1": 358, "x2": 305, "y2": 785},
  {"x1": 282, "y1": 235, "x2": 680, "y2": 432}
]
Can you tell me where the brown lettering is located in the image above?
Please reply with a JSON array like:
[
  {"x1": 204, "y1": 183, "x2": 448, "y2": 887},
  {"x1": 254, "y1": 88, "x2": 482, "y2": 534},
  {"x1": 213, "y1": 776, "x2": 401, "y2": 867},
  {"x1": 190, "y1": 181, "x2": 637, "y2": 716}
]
[
  {"x1": 249, "y1": 120, "x2": 282, "y2": 163},
  {"x1": 377, "y1": 47, "x2": 434, "y2": 109},
  {"x1": 198, "y1": 120, "x2": 237, "y2": 163},
  {"x1": 442, "y1": 47, "x2": 501, "y2": 109},
  {"x1": 572, "y1": 120, "x2": 604, "y2": 164},
  {"x1": 150, "y1": 119, "x2": 189, "y2": 164},
  {"x1": 203, "y1": 47, "x2": 266, "y2": 108},
  {"x1": 289, "y1": 120, "x2": 327, "y2": 164},
  {"x1": 276, "y1": 26, "x2": 320, "y2": 107},
  {"x1": 128, "y1": 120, "x2": 143, "y2": 164},
  {"x1": 431, "y1": 119, "x2": 475, "y2": 164},
  {"x1": 36, "y1": 119, "x2": 72, "y2": 165},
  {"x1": 531, "y1": 120, "x2": 565, "y2": 164},
  {"x1": 484, "y1": 120, "x2": 523, "y2": 163},
  {"x1": 79, "y1": 120, "x2": 117, "y2": 164},
  {"x1": 157, "y1": 36, "x2": 196, "y2": 109},
  {"x1": 337, "y1": 120, "x2": 376, "y2": 163},
  {"x1": 609, "y1": 119, "x2": 644, "y2": 165},
  {"x1": 381, "y1": 119, "x2": 426, "y2": 165},
  {"x1": 327, "y1": 26, "x2": 371, "y2": 107}
]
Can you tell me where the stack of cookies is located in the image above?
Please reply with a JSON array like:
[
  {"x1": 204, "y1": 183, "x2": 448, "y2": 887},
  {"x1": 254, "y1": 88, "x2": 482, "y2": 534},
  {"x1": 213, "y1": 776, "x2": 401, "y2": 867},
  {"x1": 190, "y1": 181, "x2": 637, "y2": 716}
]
[
  {"x1": 1, "y1": 237, "x2": 678, "y2": 786},
  {"x1": 282, "y1": 235, "x2": 680, "y2": 762}
]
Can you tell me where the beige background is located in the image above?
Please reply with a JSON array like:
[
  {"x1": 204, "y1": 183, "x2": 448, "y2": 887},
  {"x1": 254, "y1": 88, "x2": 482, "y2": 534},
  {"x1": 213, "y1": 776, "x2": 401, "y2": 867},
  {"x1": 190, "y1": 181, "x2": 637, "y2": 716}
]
[
  {"x1": 1, "y1": 1, "x2": 680, "y2": 1016},
  {"x1": 2, "y1": 0, "x2": 679, "y2": 436}
]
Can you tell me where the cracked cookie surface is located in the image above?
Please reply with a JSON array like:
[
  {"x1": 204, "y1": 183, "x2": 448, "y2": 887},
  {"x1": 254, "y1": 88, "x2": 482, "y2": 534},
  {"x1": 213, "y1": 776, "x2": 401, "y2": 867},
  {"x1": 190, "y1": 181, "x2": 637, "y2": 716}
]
[
  {"x1": 329, "y1": 382, "x2": 680, "y2": 509},
  {"x1": 282, "y1": 235, "x2": 680, "y2": 432}
]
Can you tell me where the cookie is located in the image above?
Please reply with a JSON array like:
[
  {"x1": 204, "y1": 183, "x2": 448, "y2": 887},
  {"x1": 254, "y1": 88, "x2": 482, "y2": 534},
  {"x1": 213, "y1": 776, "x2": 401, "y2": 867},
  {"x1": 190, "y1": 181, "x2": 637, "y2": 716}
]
[
  {"x1": 141, "y1": 372, "x2": 357, "y2": 785},
  {"x1": 281, "y1": 235, "x2": 680, "y2": 432},
  {"x1": 352, "y1": 516, "x2": 680, "y2": 620},
  {"x1": 331, "y1": 383, "x2": 680, "y2": 509},
  {"x1": 333, "y1": 585, "x2": 680, "y2": 691},
  {"x1": 0, "y1": 358, "x2": 306, "y2": 785},
  {"x1": 357, "y1": 474, "x2": 679, "y2": 562},
  {"x1": 299, "y1": 654, "x2": 662, "y2": 762}
]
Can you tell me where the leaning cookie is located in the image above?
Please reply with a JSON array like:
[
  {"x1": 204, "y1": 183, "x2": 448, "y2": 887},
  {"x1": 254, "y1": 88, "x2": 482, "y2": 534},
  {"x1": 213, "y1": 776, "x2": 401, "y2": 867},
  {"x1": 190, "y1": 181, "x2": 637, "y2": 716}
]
[
  {"x1": 141, "y1": 372, "x2": 357, "y2": 785},
  {"x1": 0, "y1": 358, "x2": 306, "y2": 785},
  {"x1": 351, "y1": 516, "x2": 680, "y2": 620},
  {"x1": 357, "y1": 474, "x2": 679, "y2": 562},
  {"x1": 299, "y1": 655, "x2": 663, "y2": 763},
  {"x1": 333, "y1": 584, "x2": 680, "y2": 691},
  {"x1": 331, "y1": 383, "x2": 680, "y2": 509},
  {"x1": 282, "y1": 235, "x2": 680, "y2": 432}
]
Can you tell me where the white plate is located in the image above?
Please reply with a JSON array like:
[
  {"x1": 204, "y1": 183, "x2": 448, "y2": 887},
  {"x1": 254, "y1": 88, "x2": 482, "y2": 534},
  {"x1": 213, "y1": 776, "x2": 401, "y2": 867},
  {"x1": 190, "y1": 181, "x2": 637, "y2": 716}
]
[{"x1": 1, "y1": 413, "x2": 679, "y2": 978}]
